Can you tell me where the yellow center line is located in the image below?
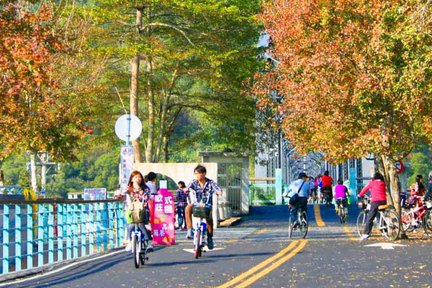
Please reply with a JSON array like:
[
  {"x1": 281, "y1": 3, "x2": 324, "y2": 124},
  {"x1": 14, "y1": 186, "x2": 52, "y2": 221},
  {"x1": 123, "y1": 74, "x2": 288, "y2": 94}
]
[
  {"x1": 217, "y1": 240, "x2": 300, "y2": 288},
  {"x1": 235, "y1": 240, "x2": 308, "y2": 288},
  {"x1": 343, "y1": 226, "x2": 357, "y2": 241},
  {"x1": 313, "y1": 204, "x2": 326, "y2": 227}
]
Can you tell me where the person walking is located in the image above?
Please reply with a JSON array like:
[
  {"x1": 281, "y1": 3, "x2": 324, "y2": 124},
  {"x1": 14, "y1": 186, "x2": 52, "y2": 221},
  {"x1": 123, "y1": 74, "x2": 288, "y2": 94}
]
[
  {"x1": 358, "y1": 172, "x2": 387, "y2": 241},
  {"x1": 424, "y1": 171, "x2": 432, "y2": 200}
]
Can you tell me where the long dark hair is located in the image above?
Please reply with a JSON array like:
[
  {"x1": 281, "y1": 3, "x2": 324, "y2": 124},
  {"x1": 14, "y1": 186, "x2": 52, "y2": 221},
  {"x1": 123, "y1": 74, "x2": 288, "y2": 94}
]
[
  {"x1": 373, "y1": 172, "x2": 384, "y2": 181},
  {"x1": 128, "y1": 170, "x2": 148, "y2": 190},
  {"x1": 416, "y1": 175, "x2": 425, "y2": 191}
]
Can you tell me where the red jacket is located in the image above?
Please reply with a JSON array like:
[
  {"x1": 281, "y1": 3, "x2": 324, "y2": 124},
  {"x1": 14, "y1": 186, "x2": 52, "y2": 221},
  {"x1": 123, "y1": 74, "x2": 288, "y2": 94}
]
[
  {"x1": 359, "y1": 179, "x2": 387, "y2": 202},
  {"x1": 321, "y1": 175, "x2": 333, "y2": 188}
]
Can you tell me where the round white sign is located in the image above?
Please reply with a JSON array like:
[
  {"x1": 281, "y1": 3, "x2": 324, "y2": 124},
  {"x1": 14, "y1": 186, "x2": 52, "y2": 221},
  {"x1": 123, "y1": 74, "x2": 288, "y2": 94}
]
[{"x1": 114, "y1": 114, "x2": 142, "y2": 142}]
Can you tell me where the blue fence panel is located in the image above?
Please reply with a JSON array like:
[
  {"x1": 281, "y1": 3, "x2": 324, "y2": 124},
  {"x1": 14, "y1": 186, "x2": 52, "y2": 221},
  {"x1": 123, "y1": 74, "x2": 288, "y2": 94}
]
[{"x1": 0, "y1": 199, "x2": 125, "y2": 275}]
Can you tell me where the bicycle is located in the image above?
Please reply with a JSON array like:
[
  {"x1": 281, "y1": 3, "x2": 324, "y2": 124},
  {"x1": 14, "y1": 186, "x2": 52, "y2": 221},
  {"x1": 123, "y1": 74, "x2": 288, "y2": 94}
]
[
  {"x1": 191, "y1": 205, "x2": 209, "y2": 259},
  {"x1": 356, "y1": 197, "x2": 401, "y2": 241},
  {"x1": 322, "y1": 188, "x2": 332, "y2": 208},
  {"x1": 401, "y1": 196, "x2": 432, "y2": 236},
  {"x1": 130, "y1": 223, "x2": 148, "y2": 268},
  {"x1": 288, "y1": 207, "x2": 308, "y2": 239},
  {"x1": 335, "y1": 197, "x2": 348, "y2": 224}
]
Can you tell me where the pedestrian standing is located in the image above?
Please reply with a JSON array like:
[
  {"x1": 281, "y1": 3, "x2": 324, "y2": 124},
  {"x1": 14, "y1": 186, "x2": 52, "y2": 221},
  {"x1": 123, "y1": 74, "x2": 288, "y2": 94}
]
[
  {"x1": 176, "y1": 181, "x2": 188, "y2": 230},
  {"x1": 424, "y1": 171, "x2": 432, "y2": 200},
  {"x1": 145, "y1": 172, "x2": 158, "y2": 196}
]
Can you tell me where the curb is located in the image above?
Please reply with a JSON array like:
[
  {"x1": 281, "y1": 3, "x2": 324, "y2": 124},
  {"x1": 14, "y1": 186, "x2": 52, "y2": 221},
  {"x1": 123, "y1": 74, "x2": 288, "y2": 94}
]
[{"x1": 219, "y1": 217, "x2": 242, "y2": 227}]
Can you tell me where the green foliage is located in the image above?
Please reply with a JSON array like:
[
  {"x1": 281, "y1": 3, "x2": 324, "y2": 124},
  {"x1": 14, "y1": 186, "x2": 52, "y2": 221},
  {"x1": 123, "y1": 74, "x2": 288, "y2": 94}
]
[{"x1": 407, "y1": 144, "x2": 432, "y2": 185}]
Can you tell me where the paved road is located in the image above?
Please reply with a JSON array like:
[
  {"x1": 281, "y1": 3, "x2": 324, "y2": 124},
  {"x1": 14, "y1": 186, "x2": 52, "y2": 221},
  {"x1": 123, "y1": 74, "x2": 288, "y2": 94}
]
[{"x1": 2, "y1": 204, "x2": 431, "y2": 288}]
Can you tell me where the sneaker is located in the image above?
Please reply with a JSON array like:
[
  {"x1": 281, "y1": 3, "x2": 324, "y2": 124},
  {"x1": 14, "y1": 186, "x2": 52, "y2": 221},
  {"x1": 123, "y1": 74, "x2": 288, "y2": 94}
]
[
  {"x1": 145, "y1": 243, "x2": 154, "y2": 253},
  {"x1": 125, "y1": 242, "x2": 132, "y2": 252},
  {"x1": 359, "y1": 234, "x2": 370, "y2": 241},
  {"x1": 186, "y1": 229, "x2": 193, "y2": 240},
  {"x1": 207, "y1": 237, "x2": 214, "y2": 250}
]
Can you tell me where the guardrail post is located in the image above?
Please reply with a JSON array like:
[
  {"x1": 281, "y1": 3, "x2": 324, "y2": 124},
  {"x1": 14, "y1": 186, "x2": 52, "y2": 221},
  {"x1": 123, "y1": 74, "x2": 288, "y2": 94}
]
[
  {"x1": 275, "y1": 168, "x2": 283, "y2": 205},
  {"x1": 96, "y1": 203, "x2": 101, "y2": 253},
  {"x1": 2, "y1": 205, "x2": 10, "y2": 273},
  {"x1": 37, "y1": 204, "x2": 44, "y2": 267},
  {"x1": 102, "y1": 203, "x2": 108, "y2": 251},
  {"x1": 57, "y1": 204, "x2": 63, "y2": 263},
  {"x1": 88, "y1": 203, "x2": 94, "y2": 255},
  {"x1": 72, "y1": 204, "x2": 78, "y2": 259},
  {"x1": 48, "y1": 204, "x2": 54, "y2": 264},
  {"x1": 15, "y1": 205, "x2": 22, "y2": 271},
  {"x1": 81, "y1": 203, "x2": 87, "y2": 257},
  {"x1": 66, "y1": 204, "x2": 72, "y2": 260},
  {"x1": 108, "y1": 202, "x2": 114, "y2": 249},
  {"x1": 26, "y1": 204, "x2": 33, "y2": 269}
]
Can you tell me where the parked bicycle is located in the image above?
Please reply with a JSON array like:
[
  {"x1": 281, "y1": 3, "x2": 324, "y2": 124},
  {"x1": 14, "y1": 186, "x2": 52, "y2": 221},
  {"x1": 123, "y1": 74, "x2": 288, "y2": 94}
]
[
  {"x1": 356, "y1": 196, "x2": 401, "y2": 241},
  {"x1": 401, "y1": 196, "x2": 432, "y2": 236},
  {"x1": 288, "y1": 208, "x2": 308, "y2": 239},
  {"x1": 130, "y1": 223, "x2": 148, "y2": 268},
  {"x1": 335, "y1": 197, "x2": 348, "y2": 224}
]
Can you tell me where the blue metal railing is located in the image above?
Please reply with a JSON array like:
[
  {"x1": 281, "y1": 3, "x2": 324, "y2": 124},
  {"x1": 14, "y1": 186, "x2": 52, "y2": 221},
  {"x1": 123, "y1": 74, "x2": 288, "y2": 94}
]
[{"x1": 0, "y1": 199, "x2": 126, "y2": 275}]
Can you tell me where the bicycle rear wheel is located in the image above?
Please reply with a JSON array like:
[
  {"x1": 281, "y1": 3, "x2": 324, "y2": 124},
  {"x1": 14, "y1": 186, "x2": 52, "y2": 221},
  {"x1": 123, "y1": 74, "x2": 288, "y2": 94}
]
[
  {"x1": 356, "y1": 211, "x2": 367, "y2": 236},
  {"x1": 299, "y1": 212, "x2": 308, "y2": 239},
  {"x1": 194, "y1": 229, "x2": 201, "y2": 259},
  {"x1": 132, "y1": 236, "x2": 140, "y2": 268},
  {"x1": 382, "y1": 210, "x2": 400, "y2": 241},
  {"x1": 288, "y1": 218, "x2": 294, "y2": 239},
  {"x1": 422, "y1": 210, "x2": 432, "y2": 235}
]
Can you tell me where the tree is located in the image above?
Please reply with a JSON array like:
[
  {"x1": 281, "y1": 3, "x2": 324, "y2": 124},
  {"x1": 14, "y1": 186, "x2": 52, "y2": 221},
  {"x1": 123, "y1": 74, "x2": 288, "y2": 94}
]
[
  {"x1": 254, "y1": 0, "x2": 432, "y2": 212},
  {"x1": 84, "y1": 0, "x2": 262, "y2": 163}
]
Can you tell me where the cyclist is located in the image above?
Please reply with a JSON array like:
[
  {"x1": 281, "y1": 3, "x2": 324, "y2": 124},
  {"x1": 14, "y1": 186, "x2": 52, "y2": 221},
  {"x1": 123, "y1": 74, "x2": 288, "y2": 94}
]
[
  {"x1": 424, "y1": 171, "x2": 432, "y2": 200},
  {"x1": 321, "y1": 170, "x2": 333, "y2": 204},
  {"x1": 334, "y1": 179, "x2": 349, "y2": 214},
  {"x1": 184, "y1": 165, "x2": 222, "y2": 250},
  {"x1": 309, "y1": 177, "x2": 317, "y2": 204},
  {"x1": 125, "y1": 170, "x2": 154, "y2": 252},
  {"x1": 284, "y1": 172, "x2": 310, "y2": 226},
  {"x1": 357, "y1": 172, "x2": 387, "y2": 241}
]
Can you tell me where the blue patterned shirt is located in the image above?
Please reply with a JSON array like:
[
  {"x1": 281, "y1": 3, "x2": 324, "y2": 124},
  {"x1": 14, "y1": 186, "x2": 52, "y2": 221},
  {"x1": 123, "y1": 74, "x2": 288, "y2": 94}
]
[{"x1": 187, "y1": 178, "x2": 221, "y2": 206}]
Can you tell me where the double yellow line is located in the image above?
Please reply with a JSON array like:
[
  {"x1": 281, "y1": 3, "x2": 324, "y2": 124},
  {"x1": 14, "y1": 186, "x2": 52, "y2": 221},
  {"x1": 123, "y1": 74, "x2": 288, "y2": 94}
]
[
  {"x1": 217, "y1": 240, "x2": 307, "y2": 288},
  {"x1": 313, "y1": 204, "x2": 326, "y2": 227}
]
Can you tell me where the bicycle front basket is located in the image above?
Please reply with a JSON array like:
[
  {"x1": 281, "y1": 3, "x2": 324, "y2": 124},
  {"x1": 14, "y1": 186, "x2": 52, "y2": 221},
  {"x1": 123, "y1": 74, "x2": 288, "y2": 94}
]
[{"x1": 192, "y1": 206, "x2": 211, "y2": 218}]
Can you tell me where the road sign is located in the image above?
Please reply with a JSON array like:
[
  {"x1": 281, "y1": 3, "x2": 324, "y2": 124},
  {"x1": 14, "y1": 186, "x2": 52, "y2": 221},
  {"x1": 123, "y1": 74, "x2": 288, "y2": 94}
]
[
  {"x1": 395, "y1": 160, "x2": 405, "y2": 174},
  {"x1": 114, "y1": 114, "x2": 142, "y2": 143}
]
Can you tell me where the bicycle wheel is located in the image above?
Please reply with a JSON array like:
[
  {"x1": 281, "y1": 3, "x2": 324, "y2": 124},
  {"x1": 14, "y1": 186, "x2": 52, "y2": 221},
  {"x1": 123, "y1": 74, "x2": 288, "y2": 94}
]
[
  {"x1": 356, "y1": 211, "x2": 367, "y2": 236},
  {"x1": 140, "y1": 241, "x2": 146, "y2": 265},
  {"x1": 401, "y1": 209, "x2": 414, "y2": 232},
  {"x1": 422, "y1": 210, "x2": 432, "y2": 235},
  {"x1": 194, "y1": 229, "x2": 201, "y2": 259},
  {"x1": 132, "y1": 236, "x2": 140, "y2": 268},
  {"x1": 339, "y1": 208, "x2": 346, "y2": 224},
  {"x1": 382, "y1": 210, "x2": 400, "y2": 241},
  {"x1": 288, "y1": 218, "x2": 293, "y2": 239},
  {"x1": 299, "y1": 212, "x2": 308, "y2": 239}
]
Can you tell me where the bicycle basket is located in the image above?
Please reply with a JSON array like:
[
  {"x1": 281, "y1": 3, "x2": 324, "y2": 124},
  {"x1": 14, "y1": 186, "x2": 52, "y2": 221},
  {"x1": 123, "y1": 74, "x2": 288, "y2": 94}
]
[{"x1": 192, "y1": 206, "x2": 211, "y2": 218}]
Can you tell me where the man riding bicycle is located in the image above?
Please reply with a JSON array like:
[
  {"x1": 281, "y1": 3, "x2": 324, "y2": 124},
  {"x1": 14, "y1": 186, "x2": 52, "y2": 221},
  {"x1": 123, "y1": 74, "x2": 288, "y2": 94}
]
[
  {"x1": 183, "y1": 165, "x2": 222, "y2": 250},
  {"x1": 284, "y1": 172, "x2": 310, "y2": 225},
  {"x1": 321, "y1": 170, "x2": 333, "y2": 204}
]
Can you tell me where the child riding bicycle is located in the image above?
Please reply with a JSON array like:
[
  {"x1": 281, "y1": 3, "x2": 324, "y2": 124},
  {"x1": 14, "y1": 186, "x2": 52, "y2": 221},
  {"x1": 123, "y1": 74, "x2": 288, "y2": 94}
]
[{"x1": 183, "y1": 165, "x2": 222, "y2": 250}]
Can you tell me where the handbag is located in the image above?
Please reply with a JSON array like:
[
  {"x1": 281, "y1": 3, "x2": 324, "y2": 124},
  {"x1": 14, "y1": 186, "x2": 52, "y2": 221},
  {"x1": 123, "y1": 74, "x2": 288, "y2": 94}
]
[
  {"x1": 130, "y1": 199, "x2": 146, "y2": 223},
  {"x1": 289, "y1": 181, "x2": 305, "y2": 206}
]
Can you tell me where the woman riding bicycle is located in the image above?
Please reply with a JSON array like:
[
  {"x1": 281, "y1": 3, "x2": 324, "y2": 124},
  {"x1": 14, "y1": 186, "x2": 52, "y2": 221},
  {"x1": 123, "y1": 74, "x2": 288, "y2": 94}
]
[
  {"x1": 183, "y1": 165, "x2": 222, "y2": 250},
  {"x1": 125, "y1": 170, "x2": 153, "y2": 252},
  {"x1": 334, "y1": 179, "x2": 349, "y2": 212},
  {"x1": 358, "y1": 172, "x2": 387, "y2": 241}
]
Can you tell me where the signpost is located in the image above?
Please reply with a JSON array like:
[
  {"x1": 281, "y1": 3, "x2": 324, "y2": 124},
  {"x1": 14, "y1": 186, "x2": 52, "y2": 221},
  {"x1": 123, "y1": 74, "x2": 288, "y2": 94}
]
[
  {"x1": 151, "y1": 180, "x2": 176, "y2": 245},
  {"x1": 115, "y1": 114, "x2": 142, "y2": 195}
]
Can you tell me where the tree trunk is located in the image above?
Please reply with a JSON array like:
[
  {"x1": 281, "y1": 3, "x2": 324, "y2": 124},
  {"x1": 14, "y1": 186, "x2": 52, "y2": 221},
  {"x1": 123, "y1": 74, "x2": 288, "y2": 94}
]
[
  {"x1": 130, "y1": 54, "x2": 142, "y2": 163},
  {"x1": 379, "y1": 154, "x2": 401, "y2": 214},
  {"x1": 145, "y1": 57, "x2": 155, "y2": 163}
]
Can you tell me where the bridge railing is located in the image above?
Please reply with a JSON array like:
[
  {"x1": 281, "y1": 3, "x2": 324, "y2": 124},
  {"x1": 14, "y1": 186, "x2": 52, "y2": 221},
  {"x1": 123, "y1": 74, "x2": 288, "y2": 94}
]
[{"x1": 0, "y1": 199, "x2": 126, "y2": 275}]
